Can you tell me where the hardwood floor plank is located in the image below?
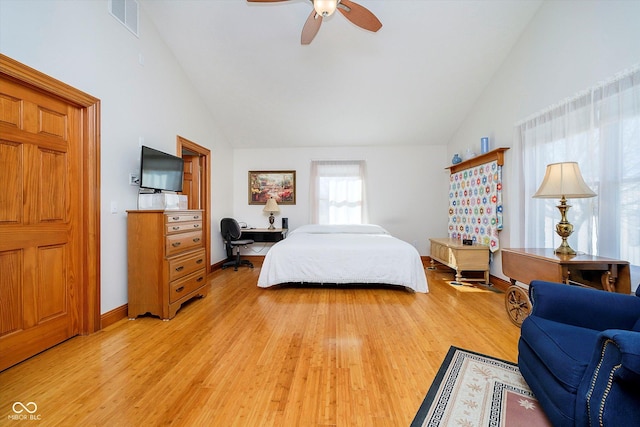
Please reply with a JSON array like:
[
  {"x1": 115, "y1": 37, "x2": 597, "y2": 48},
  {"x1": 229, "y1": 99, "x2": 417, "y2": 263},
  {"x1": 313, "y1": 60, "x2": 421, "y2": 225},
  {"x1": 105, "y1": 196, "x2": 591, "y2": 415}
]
[{"x1": 0, "y1": 266, "x2": 521, "y2": 425}]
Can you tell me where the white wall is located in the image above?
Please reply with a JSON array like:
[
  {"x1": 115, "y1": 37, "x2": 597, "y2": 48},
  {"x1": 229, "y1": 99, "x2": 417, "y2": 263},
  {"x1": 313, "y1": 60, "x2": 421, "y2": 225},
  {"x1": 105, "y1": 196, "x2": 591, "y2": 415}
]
[
  {"x1": 449, "y1": 0, "x2": 640, "y2": 283},
  {"x1": 232, "y1": 145, "x2": 449, "y2": 255},
  {"x1": 0, "y1": 0, "x2": 234, "y2": 313}
]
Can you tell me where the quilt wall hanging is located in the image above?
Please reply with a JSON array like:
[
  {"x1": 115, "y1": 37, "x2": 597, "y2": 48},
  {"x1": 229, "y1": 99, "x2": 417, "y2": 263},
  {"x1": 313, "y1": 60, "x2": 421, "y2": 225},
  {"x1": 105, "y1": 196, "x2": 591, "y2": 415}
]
[{"x1": 448, "y1": 155, "x2": 505, "y2": 252}]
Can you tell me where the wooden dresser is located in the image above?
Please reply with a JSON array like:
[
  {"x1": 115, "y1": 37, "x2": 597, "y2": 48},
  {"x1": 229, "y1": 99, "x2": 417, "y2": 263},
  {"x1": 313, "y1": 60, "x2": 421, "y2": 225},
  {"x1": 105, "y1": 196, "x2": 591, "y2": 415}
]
[
  {"x1": 127, "y1": 210, "x2": 209, "y2": 320},
  {"x1": 429, "y1": 238, "x2": 490, "y2": 284}
]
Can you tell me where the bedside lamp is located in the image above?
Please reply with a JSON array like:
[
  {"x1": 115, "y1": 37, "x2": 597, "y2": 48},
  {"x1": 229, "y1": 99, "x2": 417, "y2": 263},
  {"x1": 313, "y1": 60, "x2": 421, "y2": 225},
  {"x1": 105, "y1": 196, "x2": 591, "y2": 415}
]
[
  {"x1": 263, "y1": 198, "x2": 280, "y2": 230},
  {"x1": 533, "y1": 162, "x2": 596, "y2": 255}
]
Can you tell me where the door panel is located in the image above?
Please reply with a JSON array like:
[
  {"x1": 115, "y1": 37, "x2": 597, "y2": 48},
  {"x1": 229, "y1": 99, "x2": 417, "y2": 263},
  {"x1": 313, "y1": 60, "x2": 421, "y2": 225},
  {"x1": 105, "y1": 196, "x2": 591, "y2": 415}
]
[
  {"x1": 182, "y1": 154, "x2": 200, "y2": 209},
  {"x1": 0, "y1": 75, "x2": 81, "y2": 370},
  {"x1": 0, "y1": 250, "x2": 22, "y2": 335},
  {"x1": 0, "y1": 141, "x2": 21, "y2": 222}
]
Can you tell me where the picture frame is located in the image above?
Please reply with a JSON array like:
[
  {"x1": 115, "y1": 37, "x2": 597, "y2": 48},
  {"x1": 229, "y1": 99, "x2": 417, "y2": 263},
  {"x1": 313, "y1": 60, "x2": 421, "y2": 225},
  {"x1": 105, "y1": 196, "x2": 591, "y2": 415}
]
[{"x1": 248, "y1": 170, "x2": 296, "y2": 205}]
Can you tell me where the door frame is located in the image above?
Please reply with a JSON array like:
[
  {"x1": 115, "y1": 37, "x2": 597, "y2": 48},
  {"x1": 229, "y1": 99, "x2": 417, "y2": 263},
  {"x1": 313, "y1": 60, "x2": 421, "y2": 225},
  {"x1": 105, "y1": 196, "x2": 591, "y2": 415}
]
[
  {"x1": 176, "y1": 136, "x2": 211, "y2": 272},
  {"x1": 1, "y1": 54, "x2": 101, "y2": 334}
]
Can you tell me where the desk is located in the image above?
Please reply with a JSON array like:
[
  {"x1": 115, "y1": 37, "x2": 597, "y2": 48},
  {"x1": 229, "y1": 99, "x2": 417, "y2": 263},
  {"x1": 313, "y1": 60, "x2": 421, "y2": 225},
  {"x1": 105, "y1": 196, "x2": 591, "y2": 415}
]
[
  {"x1": 240, "y1": 228, "x2": 287, "y2": 243},
  {"x1": 502, "y1": 248, "x2": 631, "y2": 294}
]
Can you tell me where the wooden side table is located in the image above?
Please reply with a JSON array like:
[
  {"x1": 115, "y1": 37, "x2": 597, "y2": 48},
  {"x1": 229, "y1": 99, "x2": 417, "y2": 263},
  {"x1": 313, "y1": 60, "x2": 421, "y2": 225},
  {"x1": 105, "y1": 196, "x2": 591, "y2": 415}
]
[
  {"x1": 501, "y1": 248, "x2": 631, "y2": 326},
  {"x1": 502, "y1": 248, "x2": 630, "y2": 294},
  {"x1": 429, "y1": 238, "x2": 490, "y2": 285}
]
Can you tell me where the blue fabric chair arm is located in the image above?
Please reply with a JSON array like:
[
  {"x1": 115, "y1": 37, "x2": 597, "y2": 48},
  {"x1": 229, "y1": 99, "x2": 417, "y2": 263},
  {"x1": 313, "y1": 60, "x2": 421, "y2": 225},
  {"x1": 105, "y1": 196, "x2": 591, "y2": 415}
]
[
  {"x1": 577, "y1": 330, "x2": 640, "y2": 426},
  {"x1": 601, "y1": 330, "x2": 640, "y2": 383},
  {"x1": 529, "y1": 280, "x2": 640, "y2": 331}
]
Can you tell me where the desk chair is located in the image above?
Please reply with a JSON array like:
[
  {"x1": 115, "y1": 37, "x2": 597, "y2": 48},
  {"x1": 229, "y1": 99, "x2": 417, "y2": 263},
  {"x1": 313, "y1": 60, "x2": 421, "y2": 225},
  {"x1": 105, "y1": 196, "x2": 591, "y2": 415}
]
[{"x1": 220, "y1": 218, "x2": 254, "y2": 271}]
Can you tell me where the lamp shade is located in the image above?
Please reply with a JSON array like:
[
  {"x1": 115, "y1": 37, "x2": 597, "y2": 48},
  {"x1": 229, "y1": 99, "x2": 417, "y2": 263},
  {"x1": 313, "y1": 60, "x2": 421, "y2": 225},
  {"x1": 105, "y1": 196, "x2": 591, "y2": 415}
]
[
  {"x1": 314, "y1": 0, "x2": 338, "y2": 17},
  {"x1": 533, "y1": 162, "x2": 596, "y2": 199},
  {"x1": 263, "y1": 198, "x2": 280, "y2": 213}
]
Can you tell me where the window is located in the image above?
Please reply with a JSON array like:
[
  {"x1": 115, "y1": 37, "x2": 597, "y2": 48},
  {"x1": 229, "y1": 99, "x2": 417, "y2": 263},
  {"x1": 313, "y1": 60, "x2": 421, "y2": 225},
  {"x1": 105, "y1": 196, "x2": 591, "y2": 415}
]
[
  {"x1": 310, "y1": 160, "x2": 367, "y2": 224},
  {"x1": 518, "y1": 66, "x2": 640, "y2": 266}
]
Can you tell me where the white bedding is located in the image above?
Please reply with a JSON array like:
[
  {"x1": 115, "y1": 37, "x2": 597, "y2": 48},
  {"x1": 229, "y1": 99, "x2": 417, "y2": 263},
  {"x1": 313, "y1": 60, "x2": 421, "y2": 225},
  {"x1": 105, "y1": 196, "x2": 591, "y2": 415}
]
[{"x1": 257, "y1": 224, "x2": 428, "y2": 293}]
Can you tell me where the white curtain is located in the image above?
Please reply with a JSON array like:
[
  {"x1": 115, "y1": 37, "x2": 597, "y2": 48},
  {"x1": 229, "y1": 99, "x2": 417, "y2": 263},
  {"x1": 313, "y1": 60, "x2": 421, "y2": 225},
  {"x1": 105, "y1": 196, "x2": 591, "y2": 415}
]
[
  {"x1": 518, "y1": 66, "x2": 640, "y2": 263},
  {"x1": 309, "y1": 160, "x2": 368, "y2": 224}
]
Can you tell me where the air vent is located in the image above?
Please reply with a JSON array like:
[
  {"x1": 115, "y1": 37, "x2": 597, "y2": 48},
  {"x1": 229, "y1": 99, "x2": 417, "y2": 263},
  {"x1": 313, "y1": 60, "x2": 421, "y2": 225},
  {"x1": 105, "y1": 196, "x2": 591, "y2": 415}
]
[{"x1": 109, "y1": 0, "x2": 139, "y2": 37}]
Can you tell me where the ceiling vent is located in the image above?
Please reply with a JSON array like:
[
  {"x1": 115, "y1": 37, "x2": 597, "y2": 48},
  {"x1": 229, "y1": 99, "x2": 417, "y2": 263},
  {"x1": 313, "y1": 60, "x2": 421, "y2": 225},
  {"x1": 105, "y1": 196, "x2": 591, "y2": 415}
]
[{"x1": 109, "y1": 0, "x2": 139, "y2": 37}]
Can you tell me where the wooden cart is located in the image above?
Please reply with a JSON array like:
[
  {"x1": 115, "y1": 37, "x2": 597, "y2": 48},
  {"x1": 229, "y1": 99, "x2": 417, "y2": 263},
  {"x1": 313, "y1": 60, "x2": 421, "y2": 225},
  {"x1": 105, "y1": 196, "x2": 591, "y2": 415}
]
[{"x1": 501, "y1": 248, "x2": 631, "y2": 326}]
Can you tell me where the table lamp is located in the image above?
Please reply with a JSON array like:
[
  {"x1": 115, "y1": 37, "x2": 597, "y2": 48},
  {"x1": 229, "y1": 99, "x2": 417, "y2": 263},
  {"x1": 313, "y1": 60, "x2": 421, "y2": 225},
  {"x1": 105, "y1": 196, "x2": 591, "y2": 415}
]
[
  {"x1": 533, "y1": 162, "x2": 596, "y2": 255},
  {"x1": 263, "y1": 198, "x2": 280, "y2": 230}
]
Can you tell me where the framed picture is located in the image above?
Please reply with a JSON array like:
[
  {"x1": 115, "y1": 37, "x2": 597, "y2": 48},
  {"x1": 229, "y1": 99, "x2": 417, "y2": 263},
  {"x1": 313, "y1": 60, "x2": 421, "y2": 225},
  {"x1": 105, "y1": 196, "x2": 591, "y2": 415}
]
[{"x1": 248, "y1": 170, "x2": 296, "y2": 205}]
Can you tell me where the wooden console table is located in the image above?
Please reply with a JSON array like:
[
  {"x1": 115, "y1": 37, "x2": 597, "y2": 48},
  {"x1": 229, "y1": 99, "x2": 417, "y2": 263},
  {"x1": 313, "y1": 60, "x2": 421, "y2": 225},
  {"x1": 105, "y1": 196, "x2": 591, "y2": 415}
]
[
  {"x1": 429, "y1": 238, "x2": 490, "y2": 284},
  {"x1": 502, "y1": 248, "x2": 631, "y2": 294}
]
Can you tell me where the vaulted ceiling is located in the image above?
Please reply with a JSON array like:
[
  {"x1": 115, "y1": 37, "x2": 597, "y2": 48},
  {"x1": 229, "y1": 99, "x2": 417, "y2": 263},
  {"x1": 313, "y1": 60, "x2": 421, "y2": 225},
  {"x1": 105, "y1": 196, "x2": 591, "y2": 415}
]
[{"x1": 141, "y1": 0, "x2": 542, "y2": 148}]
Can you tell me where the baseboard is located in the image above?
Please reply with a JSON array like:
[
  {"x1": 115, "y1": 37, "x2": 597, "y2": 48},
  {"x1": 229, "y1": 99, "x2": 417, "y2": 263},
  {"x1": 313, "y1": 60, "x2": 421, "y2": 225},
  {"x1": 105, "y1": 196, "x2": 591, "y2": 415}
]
[
  {"x1": 101, "y1": 304, "x2": 128, "y2": 328},
  {"x1": 211, "y1": 259, "x2": 226, "y2": 271},
  {"x1": 488, "y1": 275, "x2": 510, "y2": 292},
  {"x1": 212, "y1": 256, "x2": 264, "y2": 271}
]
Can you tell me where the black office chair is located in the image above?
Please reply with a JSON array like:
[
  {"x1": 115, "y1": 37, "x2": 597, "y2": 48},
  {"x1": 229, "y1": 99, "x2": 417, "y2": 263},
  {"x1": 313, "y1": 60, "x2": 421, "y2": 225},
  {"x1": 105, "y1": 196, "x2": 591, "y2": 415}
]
[{"x1": 220, "y1": 218, "x2": 254, "y2": 271}]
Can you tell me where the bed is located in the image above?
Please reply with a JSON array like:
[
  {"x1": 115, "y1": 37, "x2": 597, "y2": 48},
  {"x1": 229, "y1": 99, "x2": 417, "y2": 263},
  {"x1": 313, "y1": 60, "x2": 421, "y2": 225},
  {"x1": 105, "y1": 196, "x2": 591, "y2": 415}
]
[{"x1": 257, "y1": 224, "x2": 428, "y2": 293}]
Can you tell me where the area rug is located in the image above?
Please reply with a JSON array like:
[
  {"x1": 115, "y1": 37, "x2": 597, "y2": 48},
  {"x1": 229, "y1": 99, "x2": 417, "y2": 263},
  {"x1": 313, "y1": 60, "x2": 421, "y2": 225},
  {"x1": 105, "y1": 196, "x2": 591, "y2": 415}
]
[{"x1": 411, "y1": 346, "x2": 551, "y2": 427}]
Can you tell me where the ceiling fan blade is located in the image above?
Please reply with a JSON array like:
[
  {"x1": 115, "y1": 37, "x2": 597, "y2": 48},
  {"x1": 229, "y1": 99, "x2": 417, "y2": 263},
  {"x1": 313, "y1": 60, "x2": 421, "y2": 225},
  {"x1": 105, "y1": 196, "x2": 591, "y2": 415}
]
[
  {"x1": 301, "y1": 11, "x2": 322, "y2": 45},
  {"x1": 337, "y1": 0, "x2": 382, "y2": 32}
]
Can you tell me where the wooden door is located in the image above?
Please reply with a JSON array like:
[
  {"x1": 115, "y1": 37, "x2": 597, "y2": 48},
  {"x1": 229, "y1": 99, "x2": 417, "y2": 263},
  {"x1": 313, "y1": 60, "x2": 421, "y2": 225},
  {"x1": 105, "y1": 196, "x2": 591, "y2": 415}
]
[
  {"x1": 177, "y1": 136, "x2": 210, "y2": 272},
  {"x1": 182, "y1": 154, "x2": 201, "y2": 209},
  {"x1": 0, "y1": 76, "x2": 83, "y2": 370}
]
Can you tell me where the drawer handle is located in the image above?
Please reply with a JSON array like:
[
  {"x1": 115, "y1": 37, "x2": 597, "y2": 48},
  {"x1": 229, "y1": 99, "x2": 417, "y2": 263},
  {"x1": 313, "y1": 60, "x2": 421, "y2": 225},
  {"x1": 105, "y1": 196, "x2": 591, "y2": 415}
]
[
  {"x1": 172, "y1": 226, "x2": 180, "y2": 230},
  {"x1": 172, "y1": 216, "x2": 180, "y2": 220},
  {"x1": 193, "y1": 238, "x2": 200, "y2": 243},
  {"x1": 197, "y1": 277, "x2": 204, "y2": 282},
  {"x1": 176, "y1": 286, "x2": 185, "y2": 293},
  {"x1": 193, "y1": 215, "x2": 200, "y2": 220},
  {"x1": 196, "y1": 259, "x2": 203, "y2": 264},
  {"x1": 193, "y1": 224, "x2": 200, "y2": 228},
  {"x1": 175, "y1": 266, "x2": 184, "y2": 272},
  {"x1": 172, "y1": 242, "x2": 181, "y2": 247}
]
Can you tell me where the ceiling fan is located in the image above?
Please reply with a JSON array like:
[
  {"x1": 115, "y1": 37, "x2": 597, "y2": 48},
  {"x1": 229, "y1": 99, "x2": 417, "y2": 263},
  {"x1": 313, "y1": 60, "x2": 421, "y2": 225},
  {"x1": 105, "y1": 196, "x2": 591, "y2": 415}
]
[{"x1": 247, "y1": 0, "x2": 383, "y2": 45}]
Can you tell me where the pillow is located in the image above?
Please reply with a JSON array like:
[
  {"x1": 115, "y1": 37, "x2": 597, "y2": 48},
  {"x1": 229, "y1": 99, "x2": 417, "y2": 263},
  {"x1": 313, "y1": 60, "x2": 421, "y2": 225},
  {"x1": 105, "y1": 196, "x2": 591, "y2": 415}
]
[{"x1": 291, "y1": 224, "x2": 389, "y2": 235}]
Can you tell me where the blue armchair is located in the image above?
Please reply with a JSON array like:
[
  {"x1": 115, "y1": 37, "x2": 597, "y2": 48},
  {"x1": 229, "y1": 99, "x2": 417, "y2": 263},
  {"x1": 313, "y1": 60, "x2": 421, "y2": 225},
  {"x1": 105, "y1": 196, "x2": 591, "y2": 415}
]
[{"x1": 518, "y1": 280, "x2": 640, "y2": 426}]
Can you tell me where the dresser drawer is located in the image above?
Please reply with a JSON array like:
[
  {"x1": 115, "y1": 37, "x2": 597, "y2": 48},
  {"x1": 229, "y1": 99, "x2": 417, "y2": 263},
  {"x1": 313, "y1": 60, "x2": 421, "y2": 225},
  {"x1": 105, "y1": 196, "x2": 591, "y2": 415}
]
[
  {"x1": 168, "y1": 249, "x2": 206, "y2": 282},
  {"x1": 166, "y1": 231, "x2": 203, "y2": 256},
  {"x1": 166, "y1": 220, "x2": 202, "y2": 235},
  {"x1": 169, "y1": 268, "x2": 207, "y2": 303},
  {"x1": 165, "y1": 212, "x2": 203, "y2": 224}
]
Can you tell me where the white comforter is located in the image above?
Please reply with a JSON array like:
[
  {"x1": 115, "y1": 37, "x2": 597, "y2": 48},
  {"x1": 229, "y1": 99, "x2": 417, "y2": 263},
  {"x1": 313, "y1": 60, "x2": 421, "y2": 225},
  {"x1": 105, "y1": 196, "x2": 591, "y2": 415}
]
[{"x1": 257, "y1": 224, "x2": 428, "y2": 293}]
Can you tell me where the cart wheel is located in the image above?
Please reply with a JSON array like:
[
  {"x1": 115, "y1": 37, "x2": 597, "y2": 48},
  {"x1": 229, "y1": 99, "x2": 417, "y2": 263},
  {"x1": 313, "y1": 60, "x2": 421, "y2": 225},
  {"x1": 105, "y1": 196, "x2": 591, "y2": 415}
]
[{"x1": 505, "y1": 285, "x2": 532, "y2": 327}]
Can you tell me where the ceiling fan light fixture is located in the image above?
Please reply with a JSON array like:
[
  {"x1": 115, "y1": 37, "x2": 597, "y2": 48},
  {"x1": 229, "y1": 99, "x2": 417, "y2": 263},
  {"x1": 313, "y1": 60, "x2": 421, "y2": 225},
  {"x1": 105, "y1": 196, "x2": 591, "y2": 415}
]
[{"x1": 314, "y1": 0, "x2": 338, "y2": 17}]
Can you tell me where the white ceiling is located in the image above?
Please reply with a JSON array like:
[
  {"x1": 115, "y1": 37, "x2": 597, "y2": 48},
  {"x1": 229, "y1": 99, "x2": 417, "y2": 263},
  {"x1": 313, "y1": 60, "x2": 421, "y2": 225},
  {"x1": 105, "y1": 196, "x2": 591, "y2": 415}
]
[{"x1": 141, "y1": 0, "x2": 542, "y2": 148}]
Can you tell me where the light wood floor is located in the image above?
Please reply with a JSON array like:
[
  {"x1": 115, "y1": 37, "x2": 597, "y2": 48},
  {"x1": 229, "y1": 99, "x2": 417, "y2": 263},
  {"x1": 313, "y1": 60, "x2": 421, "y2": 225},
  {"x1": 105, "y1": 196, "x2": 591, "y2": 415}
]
[{"x1": 0, "y1": 265, "x2": 521, "y2": 426}]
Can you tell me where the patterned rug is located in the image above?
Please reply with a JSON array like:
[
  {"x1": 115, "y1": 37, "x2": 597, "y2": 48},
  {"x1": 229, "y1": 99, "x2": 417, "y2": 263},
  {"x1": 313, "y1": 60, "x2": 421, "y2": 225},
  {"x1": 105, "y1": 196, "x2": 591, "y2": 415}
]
[{"x1": 411, "y1": 346, "x2": 551, "y2": 427}]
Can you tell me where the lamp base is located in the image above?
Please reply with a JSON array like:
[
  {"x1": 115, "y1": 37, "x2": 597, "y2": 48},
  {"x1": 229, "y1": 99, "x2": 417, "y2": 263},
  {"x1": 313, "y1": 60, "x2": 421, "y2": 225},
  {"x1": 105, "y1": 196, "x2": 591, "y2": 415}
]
[
  {"x1": 554, "y1": 241, "x2": 576, "y2": 256},
  {"x1": 554, "y1": 197, "x2": 576, "y2": 256},
  {"x1": 268, "y1": 213, "x2": 275, "y2": 230}
]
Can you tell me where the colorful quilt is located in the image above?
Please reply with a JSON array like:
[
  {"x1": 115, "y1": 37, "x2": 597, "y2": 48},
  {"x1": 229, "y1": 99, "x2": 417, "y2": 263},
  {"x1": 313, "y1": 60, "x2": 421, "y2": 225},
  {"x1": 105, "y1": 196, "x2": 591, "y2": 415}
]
[{"x1": 448, "y1": 160, "x2": 503, "y2": 252}]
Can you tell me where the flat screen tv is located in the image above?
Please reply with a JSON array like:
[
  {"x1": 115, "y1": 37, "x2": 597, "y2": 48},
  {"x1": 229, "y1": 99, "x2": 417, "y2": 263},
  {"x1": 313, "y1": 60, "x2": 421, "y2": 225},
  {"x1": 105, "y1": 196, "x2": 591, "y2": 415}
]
[{"x1": 139, "y1": 146, "x2": 184, "y2": 193}]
